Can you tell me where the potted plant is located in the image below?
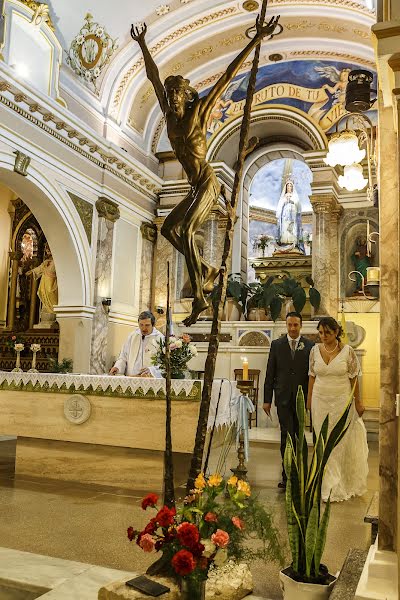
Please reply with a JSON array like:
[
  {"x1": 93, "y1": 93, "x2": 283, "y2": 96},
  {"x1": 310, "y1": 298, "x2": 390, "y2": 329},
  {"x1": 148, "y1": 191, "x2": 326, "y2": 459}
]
[
  {"x1": 247, "y1": 273, "x2": 321, "y2": 321},
  {"x1": 246, "y1": 277, "x2": 276, "y2": 321},
  {"x1": 128, "y1": 473, "x2": 285, "y2": 599},
  {"x1": 280, "y1": 386, "x2": 352, "y2": 599},
  {"x1": 208, "y1": 274, "x2": 251, "y2": 321}
]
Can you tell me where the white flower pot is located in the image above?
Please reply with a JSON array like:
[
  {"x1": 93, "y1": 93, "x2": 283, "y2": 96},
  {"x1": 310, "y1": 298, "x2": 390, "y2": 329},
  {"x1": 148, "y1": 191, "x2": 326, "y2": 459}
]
[{"x1": 279, "y1": 568, "x2": 336, "y2": 600}]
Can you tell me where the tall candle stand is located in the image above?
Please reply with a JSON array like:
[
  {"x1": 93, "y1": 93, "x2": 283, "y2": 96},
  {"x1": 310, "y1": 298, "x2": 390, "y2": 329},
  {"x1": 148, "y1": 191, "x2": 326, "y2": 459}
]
[{"x1": 231, "y1": 379, "x2": 254, "y2": 482}]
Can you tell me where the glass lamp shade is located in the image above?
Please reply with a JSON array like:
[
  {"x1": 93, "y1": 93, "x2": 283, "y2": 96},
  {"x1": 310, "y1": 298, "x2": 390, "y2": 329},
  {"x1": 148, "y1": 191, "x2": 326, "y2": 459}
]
[
  {"x1": 324, "y1": 130, "x2": 366, "y2": 167},
  {"x1": 338, "y1": 163, "x2": 368, "y2": 191}
]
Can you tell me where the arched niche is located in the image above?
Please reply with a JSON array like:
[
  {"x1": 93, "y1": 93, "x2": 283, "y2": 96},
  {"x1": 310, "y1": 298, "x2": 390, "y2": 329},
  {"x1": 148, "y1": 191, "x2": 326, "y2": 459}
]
[
  {"x1": 205, "y1": 105, "x2": 326, "y2": 279},
  {"x1": 0, "y1": 164, "x2": 92, "y2": 309}
]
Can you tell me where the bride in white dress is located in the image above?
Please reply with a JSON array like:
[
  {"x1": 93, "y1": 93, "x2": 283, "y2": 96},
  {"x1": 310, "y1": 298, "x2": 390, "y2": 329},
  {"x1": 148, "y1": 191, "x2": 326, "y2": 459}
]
[{"x1": 307, "y1": 317, "x2": 369, "y2": 502}]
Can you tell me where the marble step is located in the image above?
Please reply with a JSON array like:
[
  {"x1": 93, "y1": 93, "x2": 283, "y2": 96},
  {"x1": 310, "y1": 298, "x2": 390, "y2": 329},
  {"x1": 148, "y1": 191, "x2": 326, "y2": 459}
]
[{"x1": 249, "y1": 427, "x2": 313, "y2": 448}]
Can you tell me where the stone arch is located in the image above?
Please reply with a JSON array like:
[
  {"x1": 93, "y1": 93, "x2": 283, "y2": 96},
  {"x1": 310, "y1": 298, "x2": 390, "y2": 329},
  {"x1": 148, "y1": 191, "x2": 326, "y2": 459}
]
[
  {"x1": 0, "y1": 162, "x2": 92, "y2": 309},
  {"x1": 202, "y1": 106, "x2": 326, "y2": 278}
]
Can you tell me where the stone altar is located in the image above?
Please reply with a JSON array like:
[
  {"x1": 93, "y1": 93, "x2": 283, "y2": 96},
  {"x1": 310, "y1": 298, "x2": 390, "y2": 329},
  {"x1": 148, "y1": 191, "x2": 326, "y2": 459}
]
[{"x1": 0, "y1": 373, "x2": 201, "y2": 491}]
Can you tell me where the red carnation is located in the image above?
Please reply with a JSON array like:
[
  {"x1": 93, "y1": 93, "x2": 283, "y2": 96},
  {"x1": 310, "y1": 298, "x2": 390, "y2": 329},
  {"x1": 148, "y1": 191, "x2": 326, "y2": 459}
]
[
  {"x1": 171, "y1": 549, "x2": 196, "y2": 576},
  {"x1": 177, "y1": 522, "x2": 200, "y2": 548},
  {"x1": 156, "y1": 505, "x2": 176, "y2": 527},
  {"x1": 141, "y1": 493, "x2": 159, "y2": 510},
  {"x1": 190, "y1": 541, "x2": 205, "y2": 558},
  {"x1": 127, "y1": 526, "x2": 135, "y2": 541},
  {"x1": 204, "y1": 512, "x2": 218, "y2": 523},
  {"x1": 144, "y1": 518, "x2": 157, "y2": 535}
]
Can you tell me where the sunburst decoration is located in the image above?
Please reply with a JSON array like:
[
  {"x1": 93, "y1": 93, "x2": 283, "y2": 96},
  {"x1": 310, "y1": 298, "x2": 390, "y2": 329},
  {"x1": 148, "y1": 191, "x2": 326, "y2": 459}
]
[{"x1": 66, "y1": 13, "x2": 118, "y2": 93}]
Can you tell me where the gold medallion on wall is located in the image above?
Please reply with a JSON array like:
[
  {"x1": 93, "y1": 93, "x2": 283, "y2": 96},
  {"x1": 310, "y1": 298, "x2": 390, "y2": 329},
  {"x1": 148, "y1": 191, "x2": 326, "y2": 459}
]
[{"x1": 66, "y1": 13, "x2": 118, "y2": 94}]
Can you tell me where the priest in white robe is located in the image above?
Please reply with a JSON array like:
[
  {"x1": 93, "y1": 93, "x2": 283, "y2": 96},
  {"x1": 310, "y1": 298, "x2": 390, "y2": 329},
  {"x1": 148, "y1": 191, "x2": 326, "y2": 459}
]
[{"x1": 109, "y1": 311, "x2": 164, "y2": 378}]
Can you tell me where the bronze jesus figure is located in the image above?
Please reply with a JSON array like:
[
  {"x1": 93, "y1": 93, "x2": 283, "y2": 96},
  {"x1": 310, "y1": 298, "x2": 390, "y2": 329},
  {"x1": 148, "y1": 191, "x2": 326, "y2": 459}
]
[{"x1": 131, "y1": 16, "x2": 281, "y2": 325}]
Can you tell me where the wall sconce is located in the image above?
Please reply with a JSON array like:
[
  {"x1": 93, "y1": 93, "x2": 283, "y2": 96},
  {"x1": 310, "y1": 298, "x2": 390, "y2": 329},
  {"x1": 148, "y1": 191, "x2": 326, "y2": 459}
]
[
  {"x1": 348, "y1": 271, "x2": 376, "y2": 299},
  {"x1": 101, "y1": 297, "x2": 111, "y2": 313}
]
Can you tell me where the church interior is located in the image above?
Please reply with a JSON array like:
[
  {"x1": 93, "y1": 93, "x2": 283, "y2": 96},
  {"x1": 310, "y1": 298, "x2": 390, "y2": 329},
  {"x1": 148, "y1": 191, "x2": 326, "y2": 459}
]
[{"x1": 0, "y1": 0, "x2": 398, "y2": 598}]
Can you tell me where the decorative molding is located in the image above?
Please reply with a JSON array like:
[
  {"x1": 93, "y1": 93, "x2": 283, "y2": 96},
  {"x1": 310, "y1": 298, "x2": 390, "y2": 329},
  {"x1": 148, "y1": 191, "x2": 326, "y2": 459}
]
[
  {"x1": 0, "y1": 82, "x2": 161, "y2": 199},
  {"x1": 67, "y1": 192, "x2": 94, "y2": 244},
  {"x1": 112, "y1": 7, "x2": 238, "y2": 112},
  {"x1": 13, "y1": 151, "x2": 30, "y2": 176},
  {"x1": 288, "y1": 50, "x2": 375, "y2": 68},
  {"x1": 66, "y1": 13, "x2": 118, "y2": 93},
  {"x1": 270, "y1": 0, "x2": 375, "y2": 15},
  {"x1": 18, "y1": 0, "x2": 54, "y2": 30},
  {"x1": 64, "y1": 394, "x2": 92, "y2": 425},
  {"x1": 95, "y1": 197, "x2": 120, "y2": 222},
  {"x1": 140, "y1": 221, "x2": 157, "y2": 243}
]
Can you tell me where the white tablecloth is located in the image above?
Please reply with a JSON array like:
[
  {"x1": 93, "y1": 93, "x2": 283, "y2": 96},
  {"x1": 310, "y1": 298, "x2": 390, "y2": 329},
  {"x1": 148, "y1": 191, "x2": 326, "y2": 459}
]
[
  {"x1": 0, "y1": 372, "x2": 197, "y2": 397},
  {"x1": 207, "y1": 379, "x2": 240, "y2": 430}
]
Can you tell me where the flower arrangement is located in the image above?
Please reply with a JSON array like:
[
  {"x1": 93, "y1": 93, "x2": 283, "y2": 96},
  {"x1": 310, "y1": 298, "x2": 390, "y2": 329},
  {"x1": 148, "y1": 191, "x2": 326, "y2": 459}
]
[
  {"x1": 5, "y1": 334, "x2": 24, "y2": 351},
  {"x1": 252, "y1": 234, "x2": 274, "y2": 256},
  {"x1": 127, "y1": 473, "x2": 284, "y2": 591},
  {"x1": 14, "y1": 343, "x2": 24, "y2": 352},
  {"x1": 152, "y1": 334, "x2": 198, "y2": 378}
]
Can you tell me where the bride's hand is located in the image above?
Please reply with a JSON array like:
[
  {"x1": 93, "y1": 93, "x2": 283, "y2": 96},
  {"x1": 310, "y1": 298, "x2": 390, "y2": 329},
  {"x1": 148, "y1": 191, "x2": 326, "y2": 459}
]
[{"x1": 356, "y1": 401, "x2": 365, "y2": 417}]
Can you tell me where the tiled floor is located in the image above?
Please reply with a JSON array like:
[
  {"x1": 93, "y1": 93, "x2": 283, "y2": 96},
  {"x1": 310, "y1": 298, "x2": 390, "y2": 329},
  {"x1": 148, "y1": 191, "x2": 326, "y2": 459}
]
[{"x1": 0, "y1": 435, "x2": 378, "y2": 599}]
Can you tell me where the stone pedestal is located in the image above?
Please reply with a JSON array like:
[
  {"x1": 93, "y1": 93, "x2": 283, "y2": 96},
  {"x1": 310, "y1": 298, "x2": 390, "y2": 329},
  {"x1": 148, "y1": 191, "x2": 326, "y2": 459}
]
[
  {"x1": 355, "y1": 538, "x2": 398, "y2": 600},
  {"x1": 33, "y1": 309, "x2": 57, "y2": 329},
  {"x1": 98, "y1": 563, "x2": 253, "y2": 600}
]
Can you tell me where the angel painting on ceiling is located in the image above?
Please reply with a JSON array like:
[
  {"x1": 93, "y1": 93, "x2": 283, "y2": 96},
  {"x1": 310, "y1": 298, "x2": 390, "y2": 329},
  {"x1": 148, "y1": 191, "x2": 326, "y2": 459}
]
[{"x1": 308, "y1": 66, "x2": 351, "y2": 122}]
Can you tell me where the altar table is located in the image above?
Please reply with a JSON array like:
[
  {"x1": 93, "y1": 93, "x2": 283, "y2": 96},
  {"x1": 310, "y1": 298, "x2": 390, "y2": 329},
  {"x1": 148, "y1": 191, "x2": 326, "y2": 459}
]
[{"x1": 0, "y1": 373, "x2": 239, "y2": 491}]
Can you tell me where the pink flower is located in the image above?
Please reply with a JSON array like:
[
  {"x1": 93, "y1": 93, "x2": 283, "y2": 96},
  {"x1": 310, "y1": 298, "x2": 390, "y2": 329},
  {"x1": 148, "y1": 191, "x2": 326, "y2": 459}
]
[
  {"x1": 232, "y1": 516, "x2": 245, "y2": 530},
  {"x1": 211, "y1": 529, "x2": 230, "y2": 548},
  {"x1": 170, "y1": 343, "x2": 177, "y2": 350},
  {"x1": 204, "y1": 512, "x2": 218, "y2": 523},
  {"x1": 139, "y1": 533, "x2": 155, "y2": 552},
  {"x1": 182, "y1": 334, "x2": 191, "y2": 343}
]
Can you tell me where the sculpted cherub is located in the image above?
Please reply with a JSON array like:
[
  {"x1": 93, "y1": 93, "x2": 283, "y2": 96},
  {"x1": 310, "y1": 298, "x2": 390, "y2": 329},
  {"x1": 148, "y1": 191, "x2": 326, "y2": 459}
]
[{"x1": 131, "y1": 16, "x2": 281, "y2": 325}]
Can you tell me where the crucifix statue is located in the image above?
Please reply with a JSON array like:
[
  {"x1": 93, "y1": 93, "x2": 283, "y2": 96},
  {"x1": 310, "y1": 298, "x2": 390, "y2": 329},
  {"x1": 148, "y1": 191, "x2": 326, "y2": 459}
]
[{"x1": 131, "y1": 16, "x2": 281, "y2": 325}]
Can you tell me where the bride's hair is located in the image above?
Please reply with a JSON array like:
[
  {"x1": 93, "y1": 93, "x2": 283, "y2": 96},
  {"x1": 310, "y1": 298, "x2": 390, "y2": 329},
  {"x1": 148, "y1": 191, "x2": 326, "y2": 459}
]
[{"x1": 317, "y1": 316, "x2": 343, "y2": 342}]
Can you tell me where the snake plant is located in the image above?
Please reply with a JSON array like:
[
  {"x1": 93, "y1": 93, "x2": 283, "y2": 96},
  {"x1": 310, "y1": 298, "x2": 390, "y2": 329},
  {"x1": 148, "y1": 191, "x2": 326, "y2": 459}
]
[{"x1": 283, "y1": 385, "x2": 352, "y2": 583}]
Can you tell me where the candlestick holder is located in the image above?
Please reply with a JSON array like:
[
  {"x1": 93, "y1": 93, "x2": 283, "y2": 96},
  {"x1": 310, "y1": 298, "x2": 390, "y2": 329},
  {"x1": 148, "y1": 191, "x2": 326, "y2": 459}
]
[
  {"x1": 12, "y1": 349, "x2": 23, "y2": 373},
  {"x1": 28, "y1": 348, "x2": 40, "y2": 373},
  {"x1": 231, "y1": 379, "x2": 254, "y2": 482}
]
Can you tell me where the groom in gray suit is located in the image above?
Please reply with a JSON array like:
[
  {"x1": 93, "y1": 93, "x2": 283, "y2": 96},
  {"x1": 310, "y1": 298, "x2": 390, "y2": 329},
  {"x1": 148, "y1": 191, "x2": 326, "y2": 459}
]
[{"x1": 263, "y1": 312, "x2": 314, "y2": 488}]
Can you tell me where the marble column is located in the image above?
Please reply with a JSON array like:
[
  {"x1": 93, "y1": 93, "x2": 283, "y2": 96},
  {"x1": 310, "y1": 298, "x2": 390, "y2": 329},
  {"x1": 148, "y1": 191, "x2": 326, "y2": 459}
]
[
  {"x1": 329, "y1": 206, "x2": 343, "y2": 314},
  {"x1": 310, "y1": 197, "x2": 334, "y2": 316},
  {"x1": 151, "y1": 216, "x2": 176, "y2": 330},
  {"x1": 377, "y1": 95, "x2": 399, "y2": 552},
  {"x1": 90, "y1": 197, "x2": 120, "y2": 374},
  {"x1": 6, "y1": 251, "x2": 21, "y2": 330},
  {"x1": 139, "y1": 222, "x2": 157, "y2": 311},
  {"x1": 202, "y1": 211, "x2": 219, "y2": 268}
]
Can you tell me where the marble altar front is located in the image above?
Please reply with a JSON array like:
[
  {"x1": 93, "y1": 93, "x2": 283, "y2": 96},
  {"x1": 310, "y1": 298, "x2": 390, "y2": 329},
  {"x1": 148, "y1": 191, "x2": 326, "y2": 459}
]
[{"x1": 0, "y1": 373, "x2": 240, "y2": 492}]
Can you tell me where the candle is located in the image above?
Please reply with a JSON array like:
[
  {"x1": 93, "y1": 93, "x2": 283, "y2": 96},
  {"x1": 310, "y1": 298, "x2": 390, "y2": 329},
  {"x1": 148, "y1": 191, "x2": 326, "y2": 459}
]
[{"x1": 242, "y1": 356, "x2": 249, "y2": 380}]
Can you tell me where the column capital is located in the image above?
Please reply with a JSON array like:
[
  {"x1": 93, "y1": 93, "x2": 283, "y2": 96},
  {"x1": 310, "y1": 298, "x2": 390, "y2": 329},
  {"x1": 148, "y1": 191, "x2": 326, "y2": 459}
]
[
  {"x1": 140, "y1": 221, "x2": 157, "y2": 243},
  {"x1": 310, "y1": 195, "x2": 335, "y2": 213},
  {"x1": 96, "y1": 197, "x2": 120, "y2": 222}
]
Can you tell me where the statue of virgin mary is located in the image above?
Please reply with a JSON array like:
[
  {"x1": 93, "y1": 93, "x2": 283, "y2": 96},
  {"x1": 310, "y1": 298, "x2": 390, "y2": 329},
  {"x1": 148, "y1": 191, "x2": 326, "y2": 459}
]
[{"x1": 275, "y1": 177, "x2": 304, "y2": 252}]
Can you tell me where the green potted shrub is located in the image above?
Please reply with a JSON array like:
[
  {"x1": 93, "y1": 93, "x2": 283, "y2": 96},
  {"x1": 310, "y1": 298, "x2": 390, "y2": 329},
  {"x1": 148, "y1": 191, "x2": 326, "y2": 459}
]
[
  {"x1": 246, "y1": 273, "x2": 321, "y2": 321},
  {"x1": 280, "y1": 386, "x2": 352, "y2": 599},
  {"x1": 208, "y1": 273, "x2": 251, "y2": 320}
]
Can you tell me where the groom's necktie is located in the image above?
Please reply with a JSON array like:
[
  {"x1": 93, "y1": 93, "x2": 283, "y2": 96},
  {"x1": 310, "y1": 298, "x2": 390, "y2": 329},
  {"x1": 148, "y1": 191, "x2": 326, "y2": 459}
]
[{"x1": 291, "y1": 339, "x2": 296, "y2": 359}]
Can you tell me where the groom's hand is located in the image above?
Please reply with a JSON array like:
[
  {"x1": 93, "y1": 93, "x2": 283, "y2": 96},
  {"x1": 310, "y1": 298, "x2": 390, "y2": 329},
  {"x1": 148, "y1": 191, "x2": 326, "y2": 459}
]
[{"x1": 263, "y1": 402, "x2": 272, "y2": 416}]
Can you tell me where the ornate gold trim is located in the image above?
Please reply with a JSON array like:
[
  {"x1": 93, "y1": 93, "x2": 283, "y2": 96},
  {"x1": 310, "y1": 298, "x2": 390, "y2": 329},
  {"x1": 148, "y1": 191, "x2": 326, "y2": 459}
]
[
  {"x1": 96, "y1": 197, "x2": 120, "y2": 222},
  {"x1": 112, "y1": 7, "x2": 238, "y2": 113},
  {"x1": 17, "y1": 0, "x2": 55, "y2": 30}
]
